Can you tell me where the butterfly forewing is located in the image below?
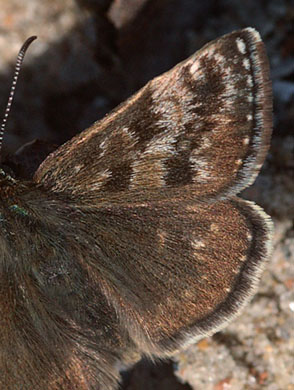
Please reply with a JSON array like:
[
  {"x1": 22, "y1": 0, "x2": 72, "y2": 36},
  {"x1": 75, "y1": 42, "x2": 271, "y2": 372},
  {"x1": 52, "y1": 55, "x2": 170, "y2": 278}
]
[{"x1": 34, "y1": 28, "x2": 272, "y2": 205}]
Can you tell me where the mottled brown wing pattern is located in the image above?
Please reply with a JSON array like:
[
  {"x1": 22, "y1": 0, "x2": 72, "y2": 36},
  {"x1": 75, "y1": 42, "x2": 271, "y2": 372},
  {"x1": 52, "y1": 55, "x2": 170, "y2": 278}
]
[
  {"x1": 82, "y1": 197, "x2": 272, "y2": 356},
  {"x1": 34, "y1": 28, "x2": 272, "y2": 204}
]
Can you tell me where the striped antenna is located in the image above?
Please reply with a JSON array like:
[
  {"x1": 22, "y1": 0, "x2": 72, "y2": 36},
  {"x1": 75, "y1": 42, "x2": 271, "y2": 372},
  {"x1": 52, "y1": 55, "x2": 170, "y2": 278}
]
[{"x1": 0, "y1": 36, "x2": 37, "y2": 154}]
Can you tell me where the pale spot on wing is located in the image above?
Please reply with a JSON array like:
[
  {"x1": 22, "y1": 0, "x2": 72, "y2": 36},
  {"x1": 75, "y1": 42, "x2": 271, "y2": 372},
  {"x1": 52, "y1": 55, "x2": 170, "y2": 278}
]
[
  {"x1": 213, "y1": 53, "x2": 226, "y2": 67},
  {"x1": 121, "y1": 126, "x2": 137, "y2": 141},
  {"x1": 247, "y1": 232, "x2": 253, "y2": 241},
  {"x1": 89, "y1": 169, "x2": 112, "y2": 190},
  {"x1": 236, "y1": 37, "x2": 246, "y2": 54},
  {"x1": 188, "y1": 135, "x2": 213, "y2": 181},
  {"x1": 192, "y1": 238, "x2": 206, "y2": 249},
  {"x1": 243, "y1": 58, "x2": 250, "y2": 70},
  {"x1": 199, "y1": 136, "x2": 212, "y2": 150},
  {"x1": 243, "y1": 137, "x2": 250, "y2": 145},
  {"x1": 190, "y1": 156, "x2": 211, "y2": 183},
  {"x1": 246, "y1": 114, "x2": 253, "y2": 121},
  {"x1": 185, "y1": 204, "x2": 196, "y2": 212},
  {"x1": 152, "y1": 99, "x2": 182, "y2": 131},
  {"x1": 73, "y1": 165, "x2": 83, "y2": 173},
  {"x1": 157, "y1": 230, "x2": 167, "y2": 248},
  {"x1": 236, "y1": 159, "x2": 243, "y2": 166},
  {"x1": 210, "y1": 223, "x2": 219, "y2": 232},
  {"x1": 247, "y1": 94, "x2": 253, "y2": 102},
  {"x1": 247, "y1": 75, "x2": 253, "y2": 87},
  {"x1": 99, "y1": 137, "x2": 108, "y2": 156},
  {"x1": 99, "y1": 125, "x2": 138, "y2": 159},
  {"x1": 122, "y1": 126, "x2": 129, "y2": 134},
  {"x1": 152, "y1": 81, "x2": 201, "y2": 133},
  {"x1": 189, "y1": 58, "x2": 206, "y2": 77},
  {"x1": 143, "y1": 132, "x2": 176, "y2": 155},
  {"x1": 240, "y1": 255, "x2": 247, "y2": 262}
]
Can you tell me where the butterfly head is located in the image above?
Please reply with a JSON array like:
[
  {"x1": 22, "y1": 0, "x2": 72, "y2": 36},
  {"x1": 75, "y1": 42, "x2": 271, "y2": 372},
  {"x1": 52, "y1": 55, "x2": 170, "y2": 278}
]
[
  {"x1": 0, "y1": 166, "x2": 18, "y2": 197},
  {"x1": 0, "y1": 167, "x2": 30, "y2": 230}
]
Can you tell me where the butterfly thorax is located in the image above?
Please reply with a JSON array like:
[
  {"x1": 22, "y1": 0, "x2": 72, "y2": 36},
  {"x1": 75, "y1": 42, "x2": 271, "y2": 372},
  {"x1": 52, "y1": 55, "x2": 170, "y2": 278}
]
[{"x1": 0, "y1": 167, "x2": 129, "y2": 389}]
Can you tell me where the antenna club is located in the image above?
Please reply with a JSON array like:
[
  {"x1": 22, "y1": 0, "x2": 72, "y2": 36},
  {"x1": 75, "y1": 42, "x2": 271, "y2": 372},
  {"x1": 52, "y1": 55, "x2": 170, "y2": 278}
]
[{"x1": 20, "y1": 36, "x2": 38, "y2": 54}]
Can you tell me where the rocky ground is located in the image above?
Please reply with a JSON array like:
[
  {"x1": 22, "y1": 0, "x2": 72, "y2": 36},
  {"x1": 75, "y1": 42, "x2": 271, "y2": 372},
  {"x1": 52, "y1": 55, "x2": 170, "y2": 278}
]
[{"x1": 0, "y1": 1, "x2": 293, "y2": 389}]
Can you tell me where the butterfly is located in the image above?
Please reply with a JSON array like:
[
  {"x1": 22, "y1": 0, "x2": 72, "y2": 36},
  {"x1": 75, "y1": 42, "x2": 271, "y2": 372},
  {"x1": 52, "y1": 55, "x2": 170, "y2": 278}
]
[{"x1": 0, "y1": 27, "x2": 272, "y2": 389}]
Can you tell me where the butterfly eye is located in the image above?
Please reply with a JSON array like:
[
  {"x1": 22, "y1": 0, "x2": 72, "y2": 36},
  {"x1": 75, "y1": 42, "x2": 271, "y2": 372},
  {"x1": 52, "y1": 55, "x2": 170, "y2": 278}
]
[{"x1": 0, "y1": 164, "x2": 16, "y2": 180}]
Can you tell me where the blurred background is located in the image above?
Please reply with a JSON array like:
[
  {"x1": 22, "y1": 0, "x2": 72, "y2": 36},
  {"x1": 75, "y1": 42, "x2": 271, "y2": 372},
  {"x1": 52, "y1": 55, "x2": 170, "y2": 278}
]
[{"x1": 0, "y1": 1, "x2": 293, "y2": 389}]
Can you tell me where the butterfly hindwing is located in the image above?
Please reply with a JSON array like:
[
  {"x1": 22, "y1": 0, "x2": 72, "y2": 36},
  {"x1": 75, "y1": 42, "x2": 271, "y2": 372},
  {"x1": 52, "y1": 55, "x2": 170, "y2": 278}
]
[{"x1": 68, "y1": 197, "x2": 272, "y2": 356}]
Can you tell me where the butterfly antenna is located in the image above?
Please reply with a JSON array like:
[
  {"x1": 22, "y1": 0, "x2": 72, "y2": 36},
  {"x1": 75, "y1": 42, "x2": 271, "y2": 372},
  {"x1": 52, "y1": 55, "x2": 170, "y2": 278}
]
[{"x1": 0, "y1": 36, "x2": 37, "y2": 154}]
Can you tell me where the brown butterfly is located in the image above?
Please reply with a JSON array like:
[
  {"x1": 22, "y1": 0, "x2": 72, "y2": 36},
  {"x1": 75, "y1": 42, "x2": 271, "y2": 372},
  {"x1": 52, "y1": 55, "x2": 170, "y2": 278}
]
[{"x1": 0, "y1": 28, "x2": 272, "y2": 390}]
